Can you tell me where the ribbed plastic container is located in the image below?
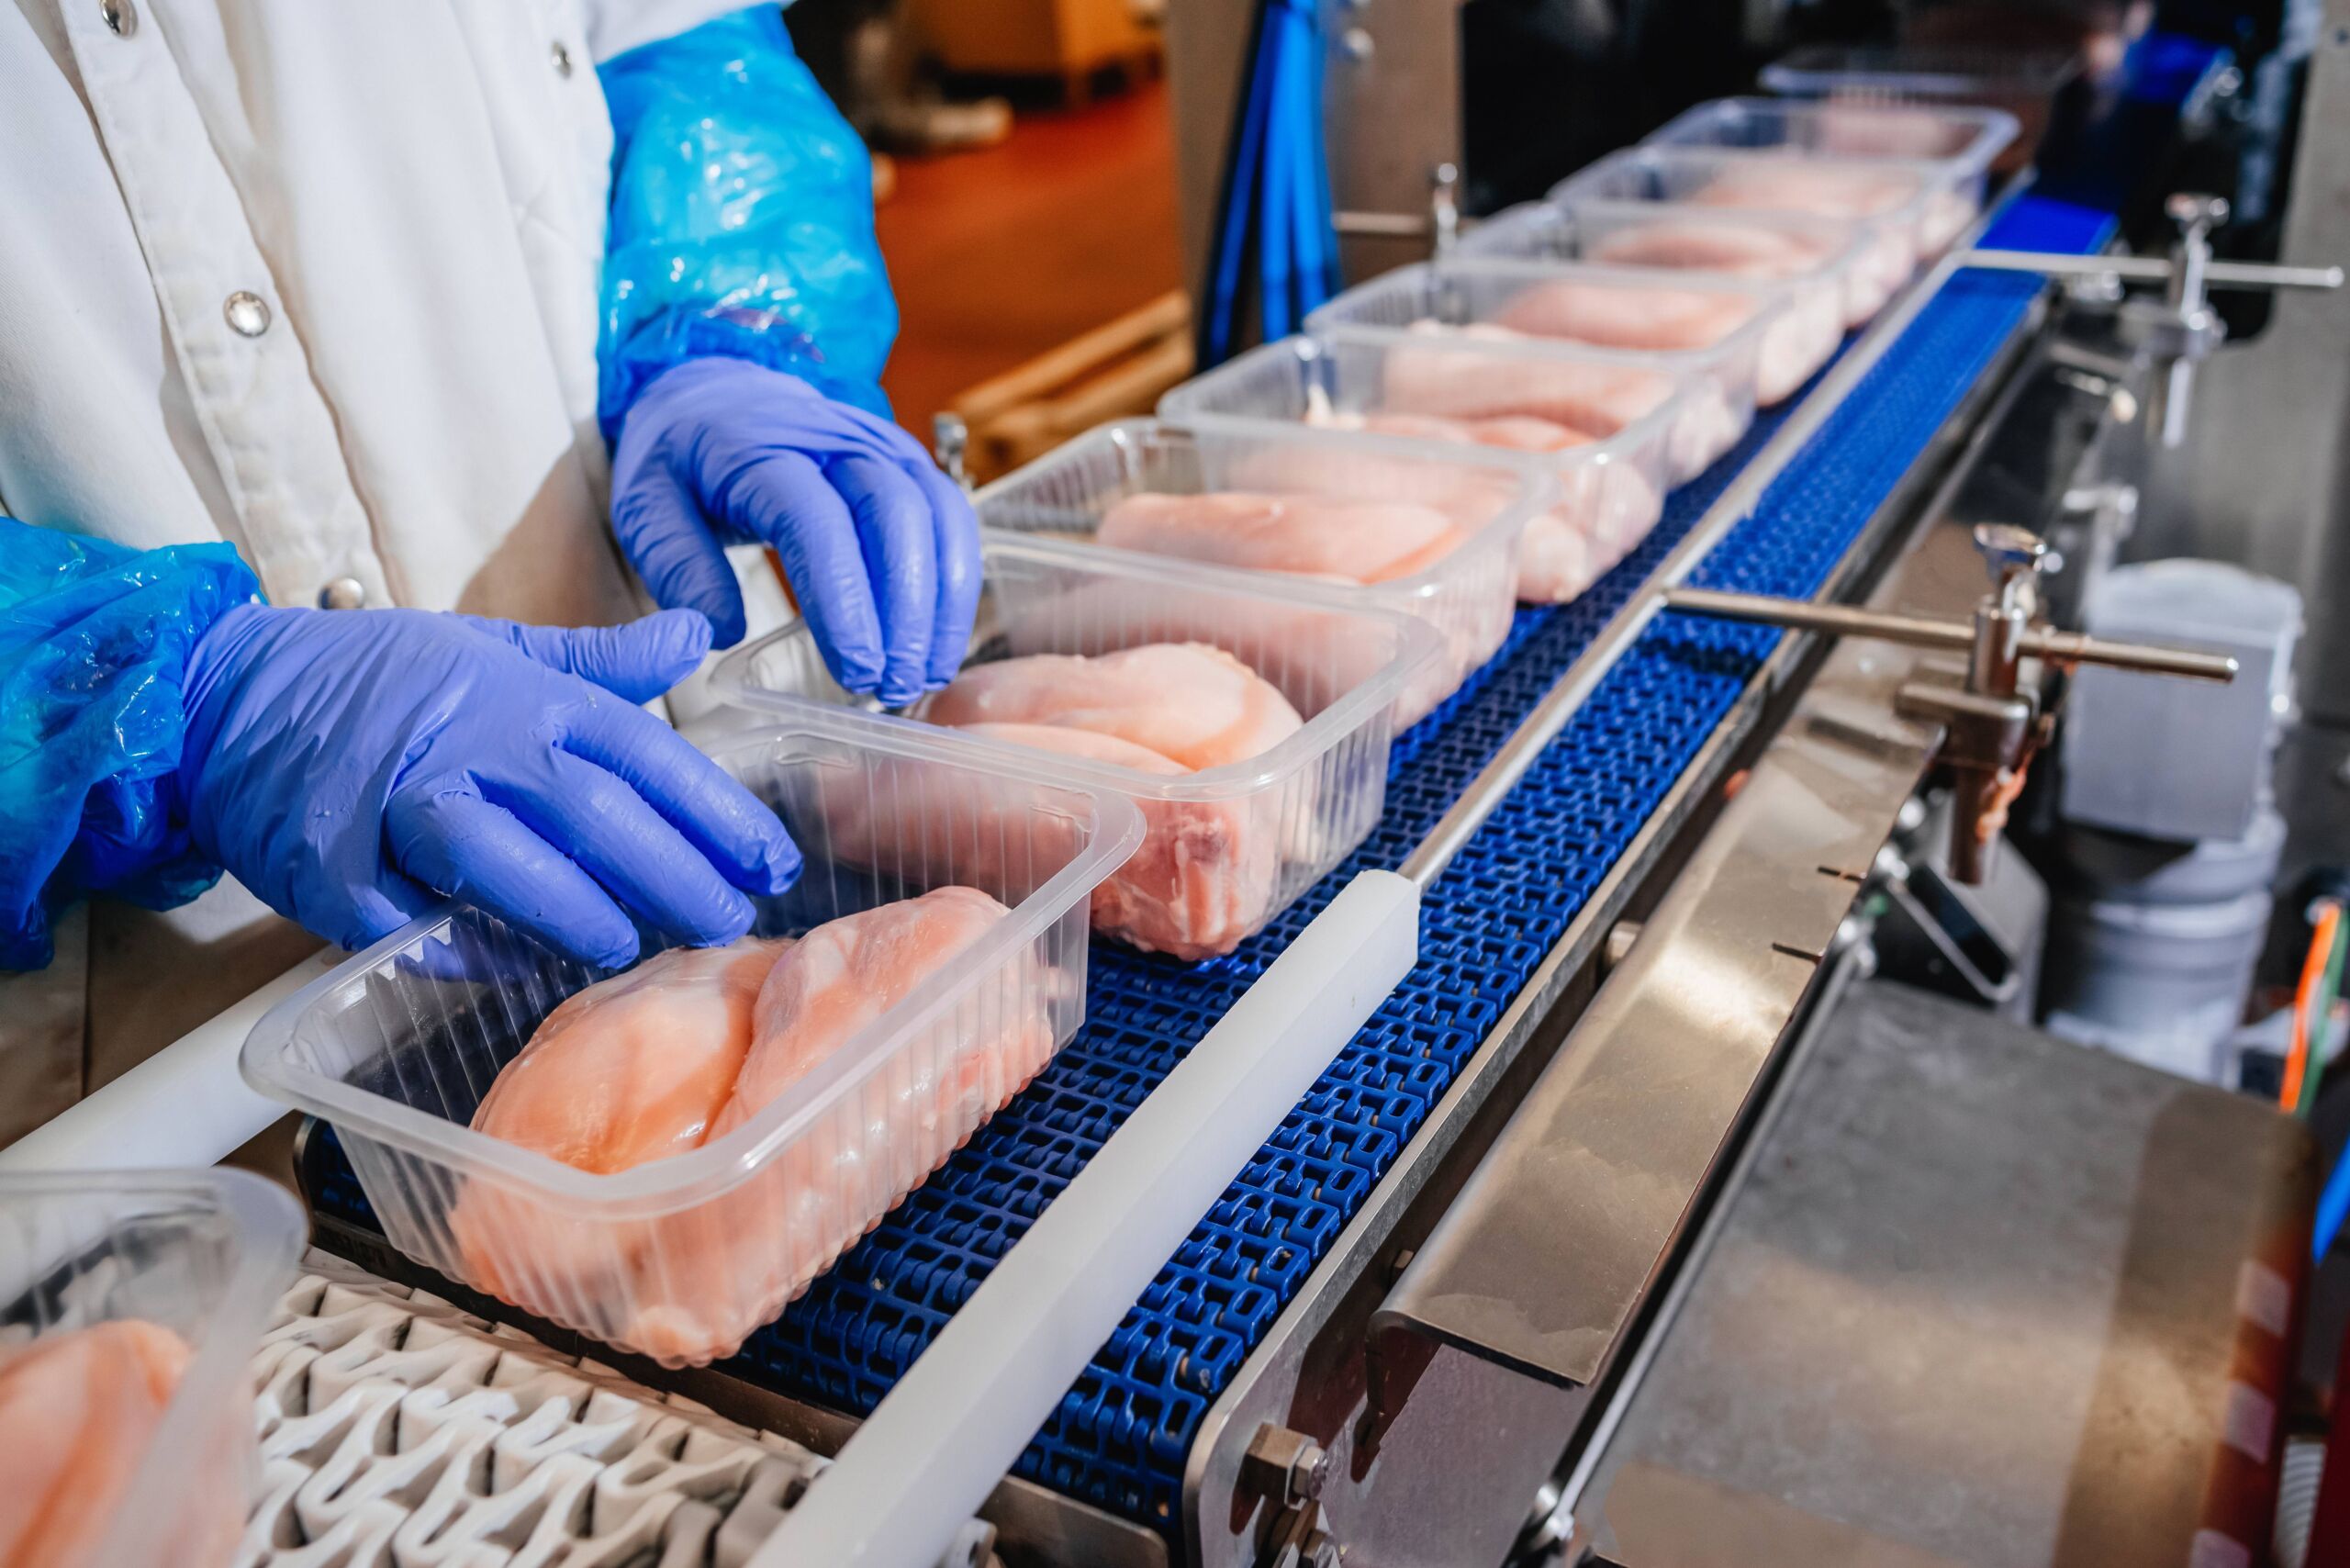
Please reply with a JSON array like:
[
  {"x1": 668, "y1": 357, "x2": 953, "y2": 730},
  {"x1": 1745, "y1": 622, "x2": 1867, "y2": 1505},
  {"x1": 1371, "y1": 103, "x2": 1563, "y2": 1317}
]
[
  {"x1": 1305, "y1": 256, "x2": 1815, "y2": 436},
  {"x1": 711, "y1": 532, "x2": 1438, "y2": 959},
  {"x1": 0, "y1": 1169, "x2": 305, "y2": 1568},
  {"x1": 1460, "y1": 196, "x2": 1880, "y2": 330},
  {"x1": 242, "y1": 720, "x2": 1145, "y2": 1369},
  {"x1": 1550, "y1": 146, "x2": 1950, "y2": 318},
  {"x1": 1761, "y1": 45, "x2": 2079, "y2": 169},
  {"x1": 1644, "y1": 96, "x2": 2017, "y2": 233},
  {"x1": 1160, "y1": 332, "x2": 1683, "y2": 610},
  {"x1": 960, "y1": 422, "x2": 1524, "y2": 725}
]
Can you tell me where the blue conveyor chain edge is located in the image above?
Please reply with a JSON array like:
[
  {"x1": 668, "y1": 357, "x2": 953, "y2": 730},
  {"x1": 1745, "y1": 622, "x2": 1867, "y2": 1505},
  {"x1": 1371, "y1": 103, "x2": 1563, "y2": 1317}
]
[{"x1": 303, "y1": 196, "x2": 2118, "y2": 1537}]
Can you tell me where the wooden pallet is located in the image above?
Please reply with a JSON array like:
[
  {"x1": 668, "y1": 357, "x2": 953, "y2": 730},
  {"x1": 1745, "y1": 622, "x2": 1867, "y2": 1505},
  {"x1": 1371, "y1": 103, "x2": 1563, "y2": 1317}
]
[{"x1": 948, "y1": 289, "x2": 1192, "y2": 484}]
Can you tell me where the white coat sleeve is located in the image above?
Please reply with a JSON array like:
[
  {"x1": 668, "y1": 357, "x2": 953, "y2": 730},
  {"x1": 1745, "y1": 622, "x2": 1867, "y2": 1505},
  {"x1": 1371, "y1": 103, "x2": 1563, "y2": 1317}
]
[{"x1": 580, "y1": 0, "x2": 793, "y2": 63}]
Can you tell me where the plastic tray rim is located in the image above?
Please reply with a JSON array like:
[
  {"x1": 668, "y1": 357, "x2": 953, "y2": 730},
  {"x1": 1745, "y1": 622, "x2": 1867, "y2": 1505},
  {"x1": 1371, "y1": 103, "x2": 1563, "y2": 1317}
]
[
  {"x1": 1549, "y1": 145, "x2": 1953, "y2": 234},
  {"x1": 1642, "y1": 95, "x2": 2021, "y2": 181},
  {"x1": 1005, "y1": 415, "x2": 1561, "y2": 599},
  {"x1": 239, "y1": 722, "x2": 1147, "y2": 1218},
  {"x1": 711, "y1": 531, "x2": 1448, "y2": 797},
  {"x1": 1304, "y1": 263, "x2": 1785, "y2": 381},
  {"x1": 1508, "y1": 194, "x2": 1885, "y2": 284},
  {"x1": 1162, "y1": 328, "x2": 1697, "y2": 487}
]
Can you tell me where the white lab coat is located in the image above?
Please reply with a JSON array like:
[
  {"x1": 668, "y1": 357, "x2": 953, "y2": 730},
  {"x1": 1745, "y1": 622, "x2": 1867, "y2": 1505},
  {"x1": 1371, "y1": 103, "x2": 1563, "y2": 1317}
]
[{"x1": 0, "y1": 0, "x2": 791, "y2": 1137}]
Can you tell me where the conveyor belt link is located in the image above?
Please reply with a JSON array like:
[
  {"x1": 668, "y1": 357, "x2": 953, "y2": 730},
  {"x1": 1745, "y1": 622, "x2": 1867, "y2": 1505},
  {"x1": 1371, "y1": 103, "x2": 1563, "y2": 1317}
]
[
  {"x1": 312, "y1": 195, "x2": 2117, "y2": 1538},
  {"x1": 238, "y1": 1261, "x2": 996, "y2": 1567}
]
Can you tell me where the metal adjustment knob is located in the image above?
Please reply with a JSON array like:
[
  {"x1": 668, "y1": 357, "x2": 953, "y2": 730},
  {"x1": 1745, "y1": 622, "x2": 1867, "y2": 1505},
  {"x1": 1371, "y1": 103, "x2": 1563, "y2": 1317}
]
[
  {"x1": 2129, "y1": 191, "x2": 2230, "y2": 448},
  {"x1": 2166, "y1": 191, "x2": 2231, "y2": 238},
  {"x1": 1972, "y1": 522, "x2": 2048, "y2": 583},
  {"x1": 1429, "y1": 162, "x2": 1461, "y2": 260},
  {"x1": 932, "y1": 412, "x2": 971, "y2": 492}
]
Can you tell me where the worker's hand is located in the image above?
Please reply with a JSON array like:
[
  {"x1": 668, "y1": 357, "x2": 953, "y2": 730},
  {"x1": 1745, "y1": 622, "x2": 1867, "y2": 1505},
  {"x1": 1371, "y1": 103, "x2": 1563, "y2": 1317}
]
[
  {"x1": 609, "y1": 358, "x2": 983, "y2": 704},
  {"x1": 176, "y1": 605, "x2": 800, "y2": 969}
]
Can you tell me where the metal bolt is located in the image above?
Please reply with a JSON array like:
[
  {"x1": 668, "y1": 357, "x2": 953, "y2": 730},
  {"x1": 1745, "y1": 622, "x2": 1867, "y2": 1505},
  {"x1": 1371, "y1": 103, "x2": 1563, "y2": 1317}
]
[
  {"x1": 1241, "y1": 1424, "x2": 1331, "y2": 1510},
  {"x1": 224, "y1": 291, "x2": 272, "y2": 338},
  {"x1": 551, "y1": 39, "x2": 574, "y2": 77},
  {"x1": 1338, "y1": 26, "x2": 1374, "y2": 61},
  {"x1": 98, "y1": 0, "x2": 135, "y2": 37},
  {"x1": 317, "y1": 577, "x2": 367, "y2": 610}
]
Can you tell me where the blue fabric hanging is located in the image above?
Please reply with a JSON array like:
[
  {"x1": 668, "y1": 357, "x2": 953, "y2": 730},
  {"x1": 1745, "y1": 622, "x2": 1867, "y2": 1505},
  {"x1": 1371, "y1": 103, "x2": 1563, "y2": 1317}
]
[{"x1": 1199, "y1": 0, "x2": 1340, "y2": 367}]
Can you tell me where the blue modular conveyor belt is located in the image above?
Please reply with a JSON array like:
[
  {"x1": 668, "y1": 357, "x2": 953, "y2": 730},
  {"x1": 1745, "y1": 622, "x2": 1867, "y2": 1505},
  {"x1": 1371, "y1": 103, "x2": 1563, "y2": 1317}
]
[{"x1": 308, "y1": 193, "x2": 2118, "y2": 1537}]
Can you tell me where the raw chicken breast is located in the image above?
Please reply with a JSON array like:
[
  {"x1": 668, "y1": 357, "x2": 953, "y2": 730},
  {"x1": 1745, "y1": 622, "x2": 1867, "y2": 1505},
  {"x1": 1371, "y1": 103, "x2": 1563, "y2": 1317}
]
[
  {"x1": 639, "y1": 889, "x2": 1048, "y2": 1362},
  {"x1": 1490, "y1": 278, "x2": 1759, "y2": 352},
  {"x1": 1690, "y1": 162, "x2": 1925, "y2": 305},
  {"x1": 1486, "y1": 276, "x2": 1806, "y2": 426},
  {"x1": 1205, "y1": 447, "x2": 1528, "y2": 722},
  {"x1": 954, "y1": 723, "x2": 1279, "y2": 961},
  {"x1": 1318, "y1": 409, "x2": 1666, "y2": 605},
  {"x1": 1098, "y1": 490, "x2": 1468, "y2": 584},
  {"x1": 1745, "y1": 285, "x2": 1845, "y2": 404},
  {"x1": 1378, "y1": 340, "x2": 1673, "y2": 432},
  {"x1": 1586, "y1": 218, "x2": 1838, "y2": 278},
  {"x1": 1382, "y1": 324, "x2": 1739, "y2": 479},
  {"x1": 470, "y1": 939, "x2": 781, "y2": 1173},
  {"x1": 453, "y1": 938, "x2": 788, "y2": 1345},
  {"x1": 1689, "y1": 157, "x2": 1923, "y2": 220},
  {"x1": 450, "y1": 892, "x2": 1048, "y2": 1368},
  {"x1": 1805, "y1": 108, "x2": 1983, "y2": 252},
  {"x1": 923, "y1": 644, "x2": 1306, "y2": 772},
  {"x1": 1588, "y1": 212, "x2": 1895, "y2": 326},
  {"x1": 0, "y1": 1319, "x2": 214, "y2": 1568},
  {"x1": 1354, "y1": 409, "x2": 1595, "y2": 450},
  {"x1": 723, "y1": 888, "x2": 1037, "y2": 1137},
  {"x1": 1815, "y1": 104, "x2": 1967, "y2": 159}
]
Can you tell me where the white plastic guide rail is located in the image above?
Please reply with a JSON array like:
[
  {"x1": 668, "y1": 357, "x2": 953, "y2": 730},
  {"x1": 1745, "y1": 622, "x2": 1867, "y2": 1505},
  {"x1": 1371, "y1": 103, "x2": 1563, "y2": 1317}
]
[
  {"x1": 0, "y1": 947, "x2": 336, "y2": 1174},
  {"x1": 754, "y1": 871, "x2": 1423, "y2": 1568}
]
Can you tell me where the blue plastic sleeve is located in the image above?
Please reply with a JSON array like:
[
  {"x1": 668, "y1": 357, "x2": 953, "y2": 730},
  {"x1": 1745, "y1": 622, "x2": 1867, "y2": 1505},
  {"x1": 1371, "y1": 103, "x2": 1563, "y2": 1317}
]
[
  {"x1": 597, "y1": 5, "x2": 898, "y2": 444},
  {"x1": 0, "y1": 519, "x2": 258, "y2": 969}
]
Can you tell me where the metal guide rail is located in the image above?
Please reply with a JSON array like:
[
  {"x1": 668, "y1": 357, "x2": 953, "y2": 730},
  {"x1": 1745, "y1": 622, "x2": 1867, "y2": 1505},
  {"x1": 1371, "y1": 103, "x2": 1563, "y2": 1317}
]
[{"x1": 305, "y1": 190, "x2": 2119, "y2": 1541}]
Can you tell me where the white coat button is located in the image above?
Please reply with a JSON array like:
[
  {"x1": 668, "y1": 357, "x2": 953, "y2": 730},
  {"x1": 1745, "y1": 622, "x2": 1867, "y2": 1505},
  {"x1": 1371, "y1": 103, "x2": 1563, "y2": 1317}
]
[
  {"x1": 224, "y1": 291, "x2": 272, "y2": 337},
  {"x1": 318, "y1": 577, "x2": 367, "y2": 610},
  {"x1": 99, "y1": 0, "x2": 135, "y2": 36},
  {"x1": 551, "y1": 40, "x2": 575, "y2": 77}
]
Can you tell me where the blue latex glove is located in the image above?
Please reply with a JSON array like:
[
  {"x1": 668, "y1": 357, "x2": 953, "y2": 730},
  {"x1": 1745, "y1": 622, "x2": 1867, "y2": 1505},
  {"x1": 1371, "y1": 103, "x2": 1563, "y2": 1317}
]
[
  {"x1": 610, "y1": 358, "x2": 982, "y2": 703},
  {"x1": 176, "y1": 604, "x2": 799, "y2": 969}
]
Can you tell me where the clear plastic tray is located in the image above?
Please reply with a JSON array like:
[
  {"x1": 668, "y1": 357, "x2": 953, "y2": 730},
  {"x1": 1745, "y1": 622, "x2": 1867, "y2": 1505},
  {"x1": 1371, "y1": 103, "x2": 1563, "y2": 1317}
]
[
  {"x1": 1760, "y1": 45, "x2": 2079, "y2": 169},
  {"x1": 1550, "y1": 147, "x2": 1952, "y2": 315},
  {"x1": 1159, "y1": 331, "x2": 1684, "y2": 609},
  {"x1": 1460, "y1": 196, "x2": 1882, "y2": 330},
  {"x1": 1305, "y1": 255, "x2": 1824, "y2": 424},
  {"x1": 711, "y1": 530, "x2": 1438, "y2": 958},
  {"x1": 1644, "y1": 96, "x2": 2018, "y2": 230},
  {"x1": 959, "y1": 422, "x2": 1527, "y2": 725},
  {"x1": 0, "y1": 1168, "x2": 305, "y2": 1567},
  {"x1": 241, "y1": 720, "x2": 1146, "y2": 1368}
]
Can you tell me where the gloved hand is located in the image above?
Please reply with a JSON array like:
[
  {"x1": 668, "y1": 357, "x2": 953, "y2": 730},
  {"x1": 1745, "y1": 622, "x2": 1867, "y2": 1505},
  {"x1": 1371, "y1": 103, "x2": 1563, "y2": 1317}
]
[
  {"x1": 176, "y1": 605, "x2": 799, "y2": 969},
  {"x1": 610, "y1": 358, "x2": 983, "y2": 704}
]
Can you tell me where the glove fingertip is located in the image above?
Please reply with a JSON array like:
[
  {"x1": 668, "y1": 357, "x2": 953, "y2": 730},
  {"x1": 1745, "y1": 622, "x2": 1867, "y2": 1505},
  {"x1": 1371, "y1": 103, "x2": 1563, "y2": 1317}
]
[
  {"x1": 699, "y1": 889, "x2": 760, "y2": 947},
  {"x1": 748, "y1": 824, "x2": 803, "y2": 896}
]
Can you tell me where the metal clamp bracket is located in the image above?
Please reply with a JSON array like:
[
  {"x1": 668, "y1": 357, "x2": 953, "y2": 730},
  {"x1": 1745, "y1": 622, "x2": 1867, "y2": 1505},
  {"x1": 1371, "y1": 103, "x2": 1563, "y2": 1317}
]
[
  {"x1": 1964, "y1": 192, "x2": 2344, "y2": 447},
  {"x1": 1665, "y1": 522, "x2": 2234, "y2": 882}
]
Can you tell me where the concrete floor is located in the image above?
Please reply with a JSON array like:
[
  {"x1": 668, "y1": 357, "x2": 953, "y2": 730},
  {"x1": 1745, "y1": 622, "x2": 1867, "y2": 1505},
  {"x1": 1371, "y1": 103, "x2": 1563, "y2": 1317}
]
[{"x1": 875, "y1": 80, "x2": 1184, "y2": 439}]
